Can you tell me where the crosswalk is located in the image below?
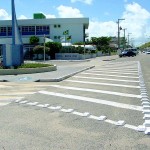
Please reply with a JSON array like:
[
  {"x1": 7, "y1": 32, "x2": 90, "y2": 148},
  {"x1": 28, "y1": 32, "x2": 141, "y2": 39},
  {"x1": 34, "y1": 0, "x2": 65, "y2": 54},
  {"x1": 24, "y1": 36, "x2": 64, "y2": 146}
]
[{"x1": 0, "y1": 61, "x2": 150, "y2": 134}]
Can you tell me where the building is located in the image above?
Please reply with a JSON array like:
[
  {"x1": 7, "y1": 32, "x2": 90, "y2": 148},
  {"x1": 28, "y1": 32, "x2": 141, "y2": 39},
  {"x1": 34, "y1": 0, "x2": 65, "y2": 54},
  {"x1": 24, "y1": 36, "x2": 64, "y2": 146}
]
[{"x1": 0, "y1": 13, "x2": 89, "y2": 55}]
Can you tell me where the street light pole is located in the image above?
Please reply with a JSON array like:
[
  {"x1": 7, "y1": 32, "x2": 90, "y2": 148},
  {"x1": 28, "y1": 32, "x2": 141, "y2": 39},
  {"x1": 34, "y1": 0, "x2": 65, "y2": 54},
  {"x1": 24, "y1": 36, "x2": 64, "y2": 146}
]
[
  {"x1": 123, "y1": 28, "x2": 127, "y2": 50},
  {"x1": 44, "y1": 34, "x2": 45, "y2": 62},
  {"x1": 128, "y1": 33, "x2": 132, "y2": 48},
  {"x1": 117, "y1": 18, "x2": 125, "y2": 50}
]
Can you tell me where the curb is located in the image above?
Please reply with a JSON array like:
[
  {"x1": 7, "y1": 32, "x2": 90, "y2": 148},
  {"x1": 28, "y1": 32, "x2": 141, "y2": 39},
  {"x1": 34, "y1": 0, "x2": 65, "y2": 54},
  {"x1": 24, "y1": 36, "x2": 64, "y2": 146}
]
[
  {"x1": 0, "y1": 65, "x2": 57, "y2": 75},
  {"x1": 36, "y1": 65, "x2": 95, "y2": 82}
]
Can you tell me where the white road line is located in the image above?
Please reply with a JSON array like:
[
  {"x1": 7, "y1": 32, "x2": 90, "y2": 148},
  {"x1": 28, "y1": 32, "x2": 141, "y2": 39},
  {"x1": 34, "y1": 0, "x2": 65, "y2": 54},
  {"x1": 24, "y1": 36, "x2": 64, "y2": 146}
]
[
  {"x1": 49, "y1": 85, "x2": 141, "y2": 98},
  {"x1": 81, "y1": 72, "x2": 139, "y2": 79},
  {"x1": 93, "y1": 69, "x2": 138, "y2": 72},
  {"x1": 87, "y1": 70, "x2": 138, "y2": 75},
  {"x1": 98, "y1": 66, "x2": 138, "y2": 69},
  {"x1": 0, "y1": 92, "x2": 36, "y2": 96},
  {"x1": 74, "y1": 76, "x2": 139, "y2": 83},
  {"x1": 38, "y1": 91, "x2": 142, "y2": 111},
  {"x1": 0, "y1": 102, "x2": 11, "y2": 106},
  {"x1": 66, "y1": 80, "x2": 140, "y2": 88}
]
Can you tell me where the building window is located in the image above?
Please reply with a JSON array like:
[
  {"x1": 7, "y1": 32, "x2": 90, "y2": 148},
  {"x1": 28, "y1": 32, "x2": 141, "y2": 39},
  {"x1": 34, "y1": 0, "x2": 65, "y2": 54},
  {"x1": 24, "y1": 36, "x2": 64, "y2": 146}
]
[
  {"x1": 58, "y1": 24, "x2": 61, "y2": 28},
  {"x1": 54, "y1": 36, "x2": 57, "y2": 39},
  {"x1": 0, "y1": 27, "x2": 6, "y2": 33},
  {"x1": 54, "y1": 25, "x2": 57, "y2": 28}
]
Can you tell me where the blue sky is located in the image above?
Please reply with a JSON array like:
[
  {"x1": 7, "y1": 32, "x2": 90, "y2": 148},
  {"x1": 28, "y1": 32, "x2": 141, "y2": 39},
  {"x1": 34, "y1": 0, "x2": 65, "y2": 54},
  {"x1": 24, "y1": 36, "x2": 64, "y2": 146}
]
[{"x1": 0, "y1": 0, "x2": 150, "y2": 46}]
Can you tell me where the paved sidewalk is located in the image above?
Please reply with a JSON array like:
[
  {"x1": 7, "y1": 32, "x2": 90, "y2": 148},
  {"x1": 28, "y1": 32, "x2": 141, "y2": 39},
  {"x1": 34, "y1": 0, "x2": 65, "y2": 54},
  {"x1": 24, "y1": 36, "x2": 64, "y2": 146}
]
[{"x1": 0, "y1": 55, "x2": 118, "y2": 82}]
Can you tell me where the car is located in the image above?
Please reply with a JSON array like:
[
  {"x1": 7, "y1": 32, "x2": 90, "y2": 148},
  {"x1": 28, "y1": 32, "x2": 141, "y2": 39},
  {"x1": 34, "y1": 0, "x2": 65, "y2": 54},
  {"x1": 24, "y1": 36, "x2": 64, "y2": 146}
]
[
  {"x1": 0, "y1": 55, "x2": 3, "y2": 62},
  {"x1": 119, "y1": 50, "x2": 136, "y2": 57},
  {"x1": 146, "y1": 50, "x2": 150, "y2": 54}
]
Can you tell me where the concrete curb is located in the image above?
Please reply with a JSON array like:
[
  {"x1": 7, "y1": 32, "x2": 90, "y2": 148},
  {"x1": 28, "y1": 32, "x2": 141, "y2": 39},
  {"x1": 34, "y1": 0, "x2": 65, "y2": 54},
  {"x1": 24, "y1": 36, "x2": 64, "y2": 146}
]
[
  {"x1": 0, "y1": 65, "x2": 57, "y2": 75},
  {"x1": 36, "y1": 65, "x2": 95, "y2": 82}
]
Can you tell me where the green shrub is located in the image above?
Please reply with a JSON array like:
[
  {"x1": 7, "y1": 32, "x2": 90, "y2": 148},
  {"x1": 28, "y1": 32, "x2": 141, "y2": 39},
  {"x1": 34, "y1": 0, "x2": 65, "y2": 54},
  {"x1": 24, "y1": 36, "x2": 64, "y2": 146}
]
[{"x1": 18, "y1": 63, "x2": 52, "y2": 68}]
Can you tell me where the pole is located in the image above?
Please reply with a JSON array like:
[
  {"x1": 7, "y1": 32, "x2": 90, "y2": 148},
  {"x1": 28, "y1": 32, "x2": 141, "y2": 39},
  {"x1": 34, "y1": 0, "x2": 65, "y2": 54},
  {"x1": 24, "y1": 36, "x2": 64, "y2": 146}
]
[
  {"x1": 12, "y1": 0, "x2": 15, "y2": 45},
  {"x1": 123, "y1": 28, "x2": 127, "y2": 50},
  {"x1": 84, "y1": 41, "x2": 85, "y2": 60},
  {"x1": 117, "y1": 19, "x2": 125, "y2": 50},
  {"x1": 117, "y1": 21, "x2": 120, "y2": 50},
  {"x1": 128, "y1": 33, "x2": 131, "y2": 48},
  {"x1": 44, "y1": 34, "x2": 45, "y2": 62}
]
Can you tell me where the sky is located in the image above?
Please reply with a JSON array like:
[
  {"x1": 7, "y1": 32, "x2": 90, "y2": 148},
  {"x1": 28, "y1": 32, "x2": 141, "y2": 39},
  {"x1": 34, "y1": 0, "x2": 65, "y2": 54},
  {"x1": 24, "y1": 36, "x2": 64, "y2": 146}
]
[{"x1": 0, "y1": 0, "x2": 150, "y2": 46}]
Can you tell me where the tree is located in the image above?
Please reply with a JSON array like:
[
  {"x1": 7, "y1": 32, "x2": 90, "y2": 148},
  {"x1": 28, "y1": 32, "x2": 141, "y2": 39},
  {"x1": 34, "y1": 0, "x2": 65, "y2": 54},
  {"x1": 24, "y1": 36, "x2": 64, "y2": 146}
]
[
  {"x1": 91, "y1": 37, "x2": 112, "y2": 54},
  {"x1": 45, "y1": 42, "x2": 62, "y2": 59},
  {"x1": 33, "y1": 45, "x2": 50, "y2": 54},
  {"x1": 29, "y1": 36, "x2": 39, "y2": 45}
]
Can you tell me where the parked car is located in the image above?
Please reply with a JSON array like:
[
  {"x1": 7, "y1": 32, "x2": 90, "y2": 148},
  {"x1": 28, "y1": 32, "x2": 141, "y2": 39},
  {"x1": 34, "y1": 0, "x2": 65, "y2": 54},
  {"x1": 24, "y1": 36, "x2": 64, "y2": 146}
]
[
  {"x1": 0, "y1": 55, "x2": 3, "y2": 62},
  {"x1": 146, "y1": 50, "x2": 150, "y2": 54},
  {"x1": 119, "y1": 50, "x2": 136, "y2": 57}
]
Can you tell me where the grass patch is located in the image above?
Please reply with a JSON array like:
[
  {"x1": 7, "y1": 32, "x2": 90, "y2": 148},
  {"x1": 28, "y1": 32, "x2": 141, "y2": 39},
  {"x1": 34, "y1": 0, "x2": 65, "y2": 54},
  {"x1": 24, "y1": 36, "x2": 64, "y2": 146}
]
[
  {"x1": 18, "y1": 63, "x2": 53, "y2": 68},
  {"x1": 0, "y1": 63, "x2": 53, "y2": 69}
]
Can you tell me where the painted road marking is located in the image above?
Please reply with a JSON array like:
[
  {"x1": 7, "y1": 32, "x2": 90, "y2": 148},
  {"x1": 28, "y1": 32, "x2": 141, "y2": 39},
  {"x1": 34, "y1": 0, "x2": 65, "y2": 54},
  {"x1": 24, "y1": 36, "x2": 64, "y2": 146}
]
[
  {"x1": 0, "y1": 92, "x2": 36, "y2": 96},
  {"x1": 93, "y1": 69, "x2": 138, "y2": 73},
  {"x1": 86, "y1": 70, "x2": 138, "y2": 75},
  {"x1": 48, "y1": 85, "x2": 141, "y2": 98},
  {"x1": 15, "y1": 100, "x2": 139, "y2": 132},
  {"x1": 66, "y1": 80, "x2": 140, "y2": 88},
  {"x1": 81, "y1": 72, "x2": 139, "y2": 79},
  {"x1": 0, "y1": 97, "x2": 23, "y2": 106},
  {"x1": 38, "y1": 91, "x2": 142, "y2": 111},
  {"x1": 74, "y1": 76, "x2": 139, "y2": 83}
]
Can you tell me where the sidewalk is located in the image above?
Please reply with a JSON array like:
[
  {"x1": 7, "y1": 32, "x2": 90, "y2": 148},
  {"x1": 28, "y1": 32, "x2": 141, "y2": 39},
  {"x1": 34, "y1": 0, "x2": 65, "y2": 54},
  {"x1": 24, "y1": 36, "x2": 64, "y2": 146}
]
[{"x1": 0, "y1": 55, "x2": 118, "y2": 82}]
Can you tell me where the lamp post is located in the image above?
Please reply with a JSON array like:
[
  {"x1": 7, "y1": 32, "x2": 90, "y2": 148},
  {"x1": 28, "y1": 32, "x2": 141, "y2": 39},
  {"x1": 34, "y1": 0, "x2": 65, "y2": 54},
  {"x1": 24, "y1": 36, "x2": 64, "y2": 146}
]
[
  {"x1": 117, "y1": 18, "x2": 125, "y2": 50},
  {"x1": 128, "y1": 33, "x2": 132, "y2": 48},
  {"x1": 123, "y1": 28, "x2": 127, "y2": 50}
]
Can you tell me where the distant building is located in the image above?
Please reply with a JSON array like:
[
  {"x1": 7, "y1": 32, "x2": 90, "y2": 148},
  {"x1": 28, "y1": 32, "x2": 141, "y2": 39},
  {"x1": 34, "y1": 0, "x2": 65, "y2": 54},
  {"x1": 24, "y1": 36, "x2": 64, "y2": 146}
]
[{"x1": 0, "y1": 13, "x2": 89, "y2": 54}]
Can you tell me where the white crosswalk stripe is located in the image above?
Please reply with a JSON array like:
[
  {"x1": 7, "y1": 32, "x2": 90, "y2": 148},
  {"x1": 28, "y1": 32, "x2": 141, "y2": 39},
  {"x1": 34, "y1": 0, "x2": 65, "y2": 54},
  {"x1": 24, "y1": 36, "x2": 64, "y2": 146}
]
[
  {"x1": 38, "y1": 91, "x2": 142, "y2": 111},
  {"x1": 66, "y1": 80, "x2": 140, "y2": 88}
]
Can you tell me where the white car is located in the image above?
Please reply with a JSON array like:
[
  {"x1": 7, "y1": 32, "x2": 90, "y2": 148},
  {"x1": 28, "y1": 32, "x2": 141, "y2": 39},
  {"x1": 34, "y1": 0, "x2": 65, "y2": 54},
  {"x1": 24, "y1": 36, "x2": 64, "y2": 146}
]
[{"x1": 146, "y1": 50, "x2": 150, "y2": 54}]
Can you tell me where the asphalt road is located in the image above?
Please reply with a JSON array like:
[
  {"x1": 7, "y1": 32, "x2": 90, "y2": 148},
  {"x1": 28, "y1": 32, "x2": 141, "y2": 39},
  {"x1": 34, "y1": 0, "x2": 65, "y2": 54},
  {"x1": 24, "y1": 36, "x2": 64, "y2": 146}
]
[{"x1": 0, "y1": 54, "x2": 150, "y2": 150}]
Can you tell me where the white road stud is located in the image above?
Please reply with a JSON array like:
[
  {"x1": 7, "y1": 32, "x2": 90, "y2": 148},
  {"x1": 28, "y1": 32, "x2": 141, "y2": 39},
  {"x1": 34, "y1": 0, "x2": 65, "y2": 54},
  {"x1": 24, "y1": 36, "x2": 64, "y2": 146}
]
[
  {"x1": 142, "y1": 102, "x2": 150, "y2": 106},
  {"x1": 60, "y1": 108, "x2": 74, "y2": 113},
  {"x1": 37, "y1": 104, "x2": 49, "y2": 108},
  {"x1": 145, "y1": 127, "x2": 150, "y2": 135},
  {"x1": 27, "y1": 102, "x2": 39, "y2": 106},
  {"x1": 142, "y1": 95, "x2": 149, "y2": 99},
  {"x1": 72, "y1": 111, "x2": 90, "y2": 117},
  {"x1": 19, "y1": 100, "x2": 28, "y2": 104},
  {"x1": 137, "y1": 125, "x2": 146, "y2": 132},
  {"x1": 141, "y1": 93, "x2": 148, "y2": 96},
  {"x1": 144, "y1": 120, "x2": 150, "y2": 127},
  {"x1": 143, "y1": 114, "x2": 150, "y2": 120},
  {"x1": 143, "y1": 105, "x2": 150, "y2": 110},
  {"x1": 89, "y1": 115, "x2": 107, "y2": 121},
  {"x1": 48, "y1": 106, "x2": 62, "y2": 110},
  {"x1": 143, "y1": 109, "x2": 150, "y2": 114},
  {"x1": 116, "y1": 120, "x2": 126, "y2": 126},
  {"x1": 141, "y1": 98, "x2": 149, "y2": 102}
]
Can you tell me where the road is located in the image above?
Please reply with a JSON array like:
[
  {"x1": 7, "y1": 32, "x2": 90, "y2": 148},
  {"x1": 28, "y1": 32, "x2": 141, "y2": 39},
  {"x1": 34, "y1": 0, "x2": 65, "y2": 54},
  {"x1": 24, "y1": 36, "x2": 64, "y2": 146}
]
[{"x1": 0, "y1": 54, "x2": 150, "y2": 150}]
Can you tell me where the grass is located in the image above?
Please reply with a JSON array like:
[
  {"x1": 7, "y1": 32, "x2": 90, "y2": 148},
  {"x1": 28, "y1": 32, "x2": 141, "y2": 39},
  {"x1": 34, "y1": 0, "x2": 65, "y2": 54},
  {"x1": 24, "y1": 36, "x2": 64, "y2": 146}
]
[{"x1": 0, "y1": 63, "x2": 53, "y2": 69}]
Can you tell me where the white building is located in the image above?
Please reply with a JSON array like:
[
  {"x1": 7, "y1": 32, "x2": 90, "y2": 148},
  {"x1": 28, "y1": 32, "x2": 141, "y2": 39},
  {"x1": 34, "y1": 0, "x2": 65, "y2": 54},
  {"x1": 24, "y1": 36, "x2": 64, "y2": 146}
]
[{"x1": 0, "y1": 15, "x2": 89, "y2": 48}]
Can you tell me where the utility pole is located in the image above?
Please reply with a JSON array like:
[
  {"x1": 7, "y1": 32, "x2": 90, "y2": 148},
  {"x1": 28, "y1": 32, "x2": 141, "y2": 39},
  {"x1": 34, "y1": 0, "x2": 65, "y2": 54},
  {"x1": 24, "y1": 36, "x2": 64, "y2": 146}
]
[
  {"x1": 128, "y1": 33, "x2": 132, "y2": 48},
  {"x1": 117, "y1": 18, "x2": 125, "y2": 50},
  {"x1": 123, "y1": 28, "x2": 127, "y2": 50}
]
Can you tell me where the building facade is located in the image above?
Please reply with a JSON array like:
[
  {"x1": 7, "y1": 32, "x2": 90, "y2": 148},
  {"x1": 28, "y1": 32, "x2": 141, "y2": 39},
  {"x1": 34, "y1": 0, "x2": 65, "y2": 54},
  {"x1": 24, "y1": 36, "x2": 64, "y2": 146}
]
[{"x1": 0, "y1": 16, "x2": 89, "y2": 46}]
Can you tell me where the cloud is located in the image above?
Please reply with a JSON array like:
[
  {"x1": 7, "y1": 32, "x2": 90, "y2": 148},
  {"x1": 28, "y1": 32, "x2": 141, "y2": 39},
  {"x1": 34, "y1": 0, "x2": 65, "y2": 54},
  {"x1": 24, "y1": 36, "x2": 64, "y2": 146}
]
[
  {"x1": 44, "y1": 13, "x2": 56, "y2": 18},
  {"x1": 71, "y1": 0, "x2": 93, "y2": 5},
  {"x1": 88, "y1": 2, "x2": 150, "y2": 46},
  {"x1": 18, "y1": 15, "x2": 28, "y2": 19},
  {"x1": 88, "y1": 21, "x2": 117, "y2": 38},
  {"x1": 0, "y1": 9, "x2": 11, "y2": 20},
  {"x1": 57, "y1": 5, "x2": 84, "y2": 18},
  {"x1": 121, "y1": 2, "x2": 150, "y2": 44}
]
